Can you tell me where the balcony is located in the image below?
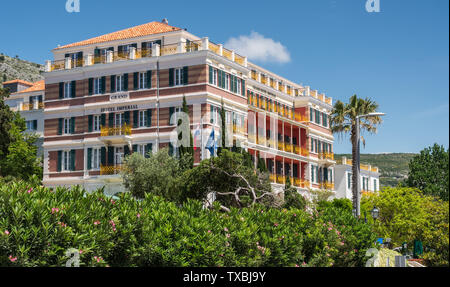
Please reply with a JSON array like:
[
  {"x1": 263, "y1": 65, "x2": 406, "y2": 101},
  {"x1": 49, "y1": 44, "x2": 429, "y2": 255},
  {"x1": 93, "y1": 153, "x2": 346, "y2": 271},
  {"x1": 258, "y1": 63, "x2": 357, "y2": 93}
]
[
  {"x1": 277, "y1": 141, "x2": 285, "y2": 151},
  {"x1": 320, "y1": 182, "x2": 335, "y2": 190},
  {"x1": 21, "y1": 102, "x2": 44, "y2": 111},
  {"x1": 47, "y1": 39, "x2": 247, "y2": 73},
  {"x1": 294, "y1": 112, "x2": 308, "y2": 122},
  {"x1": 276, "y1": 175, "x2": 285, "y2": 184},
  {"x1": 319, "y1": 152, "x2": 334, "y2": 161},
  {"x1": 99, "y1": 124, "x2": 132, "y2": 145},
  {"x1": 293, "y1": 178, "x2": 310, "y2": 188},
  {"x1": 100, "y1": 164, "x2": 123, "y2": 176}
]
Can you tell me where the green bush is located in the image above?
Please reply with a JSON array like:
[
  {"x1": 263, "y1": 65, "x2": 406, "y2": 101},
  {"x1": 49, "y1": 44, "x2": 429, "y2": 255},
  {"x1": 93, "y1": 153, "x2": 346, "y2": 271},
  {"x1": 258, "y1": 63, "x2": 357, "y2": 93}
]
[{"x1": 0, "y1": 180, "x2": 376, "y2": 267}]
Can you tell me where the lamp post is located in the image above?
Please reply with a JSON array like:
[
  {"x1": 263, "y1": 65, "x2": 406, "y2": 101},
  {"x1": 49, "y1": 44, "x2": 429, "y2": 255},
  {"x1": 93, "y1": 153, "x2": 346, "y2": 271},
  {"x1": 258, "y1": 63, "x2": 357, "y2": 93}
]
[
  {"x1": 354, "y1": 112, "x2": 385, "y2": 218},
  {"x1": 371, "y1": 206, "x2": 379, "y2": 221}
]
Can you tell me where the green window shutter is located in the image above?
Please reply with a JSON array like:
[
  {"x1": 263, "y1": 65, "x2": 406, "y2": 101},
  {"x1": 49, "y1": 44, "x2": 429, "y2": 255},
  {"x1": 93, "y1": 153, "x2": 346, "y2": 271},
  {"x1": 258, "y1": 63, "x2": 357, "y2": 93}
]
[
  {"x1": 71, "y1": 81, "x2": 76, "y2": 98},
  {"x1": 210, "y1": 105, "x2": 214, "y2": 123},
  {"x1": 132, "y1": 145, "x2": 137, "y2": 153},
  {"x1": 242, "y1": 79, "x2": 245, "y2": 96},
  {"x1": 58, "y1": 118, "x2": 63, "y2": 135},
  {"x1": 146, "y1": 70, "x2": 152, "y2": 88},
  {"x1": 101, "y1": 147, "x2": 106, "y2": 166},
  {"x1": 169, "y1": 68, "x2": 174, "y2": 87},
  {"x1": 310, "y1": 108, "x2": 313, "y2": 121},
  {"x1": 88, "y1": 115, "x2": 93, "y2": 132},
  {"x1": 88, "y1": 78, "x2": 93, "y2": 95},
  {"x1": 147, "y1": 109, "x2": 152, "y2": 127},
  {"x1": 134, "y1": 72, "x2": 139, "y2": 90},
  {"x1": 109, "y1": 113, "x2": 114, "y2": 128},
  {"x1": 70, "y1": 150, "x2": 76, "y2": 171},
  {"x1": 124, "y1": 73, "x2": 129, "y2": 91},
  {"x1": 57, "y1": 151, "x2": 62, "y2": 172},
  {"x1": 100, "y1": 114, "x2": 106, "y2": 127},
  {"x1": 209, "y1": 66, "x2": 213, "y2": 84},
  {"x1": 133, "y1": 110, "x2": 139, "y2": 128},
  {"x1": 87, "y1": 148, "x2": 92, "y2": 170},
  {"x1": 146, "y1": 143, "x2": 153, "y2": 158},
  {"x1": 107, "y1": 147, "x2": 114, "y2": 165},
  {"x1": 169, "y1": 107, "x2": 174, "y2": 125},
  {"x1": 101, "y1": 77, "x2": 106, "y2": 94},
  {"x1": 183, "y1": 66, "x2": 188, "y2": 85},
  {"x1": 70, "y1": 117, "x2": 76, "y2": 134},
  {"x1": 218, "y1": 70, "x2": 222, "y2": 88},
  {"x1": 33, "y1": 120, "x2": 37, "y2": 130},
  {"x1": 59, "y1": 82, "x2": 64, "y2": 99},
  {"x1": 124, "y1": 111, "x2": 130, "y2": 125},
  {"x1": 124, "y1": 145, "x2": 130, "y2": 156},
  {"x1": 110, "y1": 75, "x2": 116, "y2": 93}
]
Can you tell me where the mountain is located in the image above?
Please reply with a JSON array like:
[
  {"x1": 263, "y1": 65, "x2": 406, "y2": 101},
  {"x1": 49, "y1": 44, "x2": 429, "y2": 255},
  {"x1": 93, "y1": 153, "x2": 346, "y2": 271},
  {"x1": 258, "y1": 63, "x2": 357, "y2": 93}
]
[
  {"x1": 335, "y1": 153, "x2": 417, "y2": 187},
  {"x1": 0, "y1": 53, "x2": 44, "y2": 86}
]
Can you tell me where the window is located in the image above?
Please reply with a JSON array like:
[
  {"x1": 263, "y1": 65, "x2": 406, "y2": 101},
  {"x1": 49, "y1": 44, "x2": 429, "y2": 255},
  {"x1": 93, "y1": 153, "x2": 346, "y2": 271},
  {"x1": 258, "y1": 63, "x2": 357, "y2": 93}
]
[
  {"x1": 175, "y1": 68, "x2": 183, "y2": 86},
  {"x1": 64, "y1": 82, "x2": 72, "y2": 98},
  {"x1": 213, "y1": 69, "x2": 218, "y2": 86},
  {"x1": 136, "y1": 144, "x2": 150, "y2": 157},
  {"x1": 61, "y1": 151, "x2": 71, "y2": 172},
  {"x1": 315, "y1": 110, "x2": 321, "y2": 125},
  {"x1": 92, "y1": 115, "x2": 100, "y2": 132},
  {"x1": 224, "y1": 74, "x2": 230, "y2": 91},
  {"x1": 115, "y1": 147, "x2": 124, "y2": 165},
  {"x1": 63, "y1": 118, "x2": 71, "y2": 134},
  {"x1": 91, "y1": 148, "x2": 101, "y2": 170},
  {"x1": 139, "y1": 110, "x2": 148, "y2": 127},
  {"x1": 373, "y1": 179, "x2": 378, "y2": 191},
  {"x1": 93, "y1": 78, "x2": 101, "y2": 95},
  {"x1": 139, "y1": 72, "x2": 148, "y2": 89},
  {"x1": 115, "y1": 113, "x2": 124, "y2": 127},
  {"x1": 26, "y1": 120, "x2": 37, "y2": 131},
  {"x1": 347, "y1": 172, "x2": 352, "y2": 189},
  {"x1": 311, "y1": 165, "x2": 319, "y2": 184},
  {"x1": 210, "y1": 106, "x2": 219, "y2": 125},
  {"x1": 116, "y1": 75, "x2": 125, "y2": 92}
]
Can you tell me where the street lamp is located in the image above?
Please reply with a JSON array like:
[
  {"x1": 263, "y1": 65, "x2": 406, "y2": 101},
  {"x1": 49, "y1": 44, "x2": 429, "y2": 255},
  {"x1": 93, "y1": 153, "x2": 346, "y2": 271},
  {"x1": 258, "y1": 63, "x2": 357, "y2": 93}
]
[
  {"x1": 354, "y1": 112, "x2": 385, "y2": 218},
  {"x1": 371, "y1": 206, "x2": 379, "y2": 221}
]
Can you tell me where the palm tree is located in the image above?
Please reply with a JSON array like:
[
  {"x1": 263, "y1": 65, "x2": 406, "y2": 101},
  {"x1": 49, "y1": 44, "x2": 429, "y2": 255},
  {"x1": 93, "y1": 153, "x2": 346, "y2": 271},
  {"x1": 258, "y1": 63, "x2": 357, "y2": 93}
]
[{"x1": 331, "y1": 95, "x2": 382, "y2": 217}]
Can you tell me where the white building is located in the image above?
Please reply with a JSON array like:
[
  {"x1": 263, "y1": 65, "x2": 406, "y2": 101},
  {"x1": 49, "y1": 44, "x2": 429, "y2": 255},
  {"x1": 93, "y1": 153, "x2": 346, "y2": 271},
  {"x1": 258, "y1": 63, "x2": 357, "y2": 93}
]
[{"x1": 334, "y1": 156, "x2": 380, "y2": 200}]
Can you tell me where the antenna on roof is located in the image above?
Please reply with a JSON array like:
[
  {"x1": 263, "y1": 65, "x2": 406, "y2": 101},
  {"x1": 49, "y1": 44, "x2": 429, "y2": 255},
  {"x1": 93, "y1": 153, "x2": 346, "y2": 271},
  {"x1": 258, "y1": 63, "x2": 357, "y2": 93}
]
[{"x1": 162, "y1": 18, "x2": 169, "y2": 25}]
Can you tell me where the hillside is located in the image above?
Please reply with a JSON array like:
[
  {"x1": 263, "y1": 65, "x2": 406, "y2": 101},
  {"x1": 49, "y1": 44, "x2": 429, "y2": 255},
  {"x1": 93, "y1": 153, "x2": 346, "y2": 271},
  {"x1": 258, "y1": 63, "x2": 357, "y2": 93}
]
[
  {"x1": 0, "y1": 53, "x2": 44, "y2": 86},
  {"x1": 335, "y1": 153, "x2": 417, "y2": 187}
]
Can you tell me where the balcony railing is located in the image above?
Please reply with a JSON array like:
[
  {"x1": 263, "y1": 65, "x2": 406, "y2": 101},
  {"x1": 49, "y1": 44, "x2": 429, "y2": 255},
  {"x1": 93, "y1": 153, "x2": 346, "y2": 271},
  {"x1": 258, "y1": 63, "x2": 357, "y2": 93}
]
[
  {"x1": 320, "y1": 182, "x2": 335, "y2": 190},
  {"x1": 100, "y1": 164, "x2": 123, "y2": 175},
  {"x1": 319, "y1": 152, "x2": 334, "y2": 161},
  {"x1": 21, "y1": 102, "x2": 44, "y2": 111},
  {"x1": 276, "y1": 175, "x2": 285, "y2": 184},
  {"x1": 100, "y1": 124, "x2": 132, "y2": 137},
  {"x1": 293, "y1": 178, "x2": 310, "y2": 188}
]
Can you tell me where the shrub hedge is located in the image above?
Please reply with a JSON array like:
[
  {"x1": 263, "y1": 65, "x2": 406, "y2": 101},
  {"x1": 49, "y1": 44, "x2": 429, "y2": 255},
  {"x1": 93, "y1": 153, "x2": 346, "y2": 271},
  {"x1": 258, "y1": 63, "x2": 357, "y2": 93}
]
[{"x1": 0, "y1": 181, "x2": 376, "y2": 267}]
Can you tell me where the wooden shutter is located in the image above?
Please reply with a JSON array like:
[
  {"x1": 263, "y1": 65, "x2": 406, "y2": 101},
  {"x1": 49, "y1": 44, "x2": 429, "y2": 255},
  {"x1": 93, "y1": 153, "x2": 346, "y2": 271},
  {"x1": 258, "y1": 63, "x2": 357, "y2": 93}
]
[
  {"x1": 169, "y1": 68, "x2": 174, "y2": 87},
  {"x1": 58, "y1": 118, "x2": 63, "y2": 135},
  {"x1": 124, "y1": 145, "x2": 130, "y2": 156},
  {"x1": 57, "y1": 151, "x2": 62, "y2": 172},
  {"x1": 33, "y1": 120, "x2": 37, "y2": 130},
  {"x1": 147, "y1": 109, "x2": 152, "y2": 127},
  {"x1": 87, "y1": 148, "x2": 92, "y2": 170},
  {"x1": 133, "y1": 110, "x2": 139, "y2": 128},
  {"x1": 146, "y1": 71, "x2": 152, "y2": 88},
  {"x1": 101, "y1": 147, "x2": 106, "y2": 165},
  {"x1": 107, "y1": 147, "x2": 114, "y2": 165},
  {"x1": 124, "y1": 73, "x2": 129, "y2": 91},
  {"x1": 101, "y1": 77, "x2": 106, "y2": 94},
  {"x1": 109, "y1": 113, "x2": 114, "y2": 128},
  {"x1": 88, "y1": 115, "x2": 93, "y2": 132},
  {"x1": 134, "y1": 72, "x2": 139, "y2": 90},
  {"x1": 183, "y1": 66, "x2": 188, "y2": 85},
  {"x1": 209, "y1": 66, "x2": 213, "y2": 84},
  {"x1": 241, "y1": 79, "x2": 245, "y2": 96},
  {"x1": 146, "y1": 143, "x2": 153, "y2": 158},
  {"x1": 124, "y1": 111, "x2": 130, "y2": 125},
  {"x1": 70, "y1": 150, "x2": 76, "y2": 171},
  {"x1": 100, "y1": 114, "x2": 106, "y2": 127},
  {"x1": 132, "y1": 145, "x2": 138, "y2": 153},
  {"x1": 88, "y1": 78, "x2": 93, "y2": 95},
  {"x1": 110, "y1": 75, "x2": 116, "y2": 93},
  {"x1": 59, "y1": 82, "x2": 64, "y2": 99},
  {"x1": 70, "y1": 117, "x2": 75, "y2": 134},
  {"x1": 71, "y1": 81, "x2": 76, "y2": 98}
]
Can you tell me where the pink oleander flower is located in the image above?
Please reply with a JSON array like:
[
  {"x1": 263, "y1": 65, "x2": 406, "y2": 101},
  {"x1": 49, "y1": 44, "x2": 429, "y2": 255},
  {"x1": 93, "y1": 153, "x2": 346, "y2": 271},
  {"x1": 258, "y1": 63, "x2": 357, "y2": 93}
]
[
  {"x1": 27, "y1": 188, "x2": 33, "y2": 194},
  {"x1": 219, "y1": 254, "x2": 224, "y2": 257},
  {"x1": 225, "y1": 242, "x2": 230, "y2": 247},
  {"x1": 274, "y1": 223, "x2": 279, "y2": 227},
  {"x1": 4, "y1": 230, "x2": 10, "y2": 235},
  {"x1": 51, "y1": 208, "x2": 60, "y2": 214},
  {"x1": 295, "y1": 264, "x2": 299, "y2": 267},
  {"x1": 111, "y1": 200, "x2": 115, "y2": 205},
  {"x1": 226, "y1": 233, "x2": 230, "y2": 238},
  {"x1": 224, "y1": 227, "x2": 228, "y2": 232},
  {"x1": 9, "y1": 255, "x2": 17, "y2": 262},
  {"x1": 340, "y1": 242, "x2": 345, "y2": 246},
  {"x1": 94, "y1": 221, "x2": 100, "y2": 225},
  {"x1": 293, "y1": 213, "x2": 297, "y2": 217},
  {"x1": 302, "y1": 262, "x2": 307, "y2": 266},
  {"x1": 326, "y1": 253, "x2": 330, "y2": 257},
  {"x1": 137, "y1": 213, "x2": 141, "y2": 218},
  {"x1": 328, "y1": 227, "x2": 333, "y2": 231},
  {"x1": 79, "y1": 250, "x2": 83, "y2": 254},
  {"x1": 207, "y1": 230, "x2": 211, "y2": 233}
]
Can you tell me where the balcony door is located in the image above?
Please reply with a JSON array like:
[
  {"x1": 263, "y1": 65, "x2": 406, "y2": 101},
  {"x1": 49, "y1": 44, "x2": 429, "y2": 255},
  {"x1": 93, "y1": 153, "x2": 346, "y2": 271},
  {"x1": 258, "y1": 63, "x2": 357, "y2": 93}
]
[{"x1": 115, "y1": 147, "x2": 124, "y2": 166}]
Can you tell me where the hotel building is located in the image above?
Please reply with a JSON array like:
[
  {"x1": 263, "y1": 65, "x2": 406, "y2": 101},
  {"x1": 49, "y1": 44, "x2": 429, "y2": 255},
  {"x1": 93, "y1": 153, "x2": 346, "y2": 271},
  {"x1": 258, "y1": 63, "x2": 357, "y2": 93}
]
[
  {"x1": 334, "y1": 156, "x2": 380, "y2": 200},
  {"x1": 3, "y1": 79, "x2": 45, "y2": 156},
  {"x1": 42, "y1": 19, "x2": 336, "y2": 196}
]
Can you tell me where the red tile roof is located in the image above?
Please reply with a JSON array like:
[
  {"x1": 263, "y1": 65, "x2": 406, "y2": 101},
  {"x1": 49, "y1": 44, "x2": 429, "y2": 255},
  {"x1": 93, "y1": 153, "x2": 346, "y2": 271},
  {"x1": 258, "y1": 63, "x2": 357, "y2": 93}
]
[
  {"x1": 55, "y1": 21, "x2": 181, "y2": 50},
  {"x1": 2, "y1": 79, "x2": 34, "y2": 86},
  {"x1": 12, "y1": 80, "x2": 45, "y2": 94}
]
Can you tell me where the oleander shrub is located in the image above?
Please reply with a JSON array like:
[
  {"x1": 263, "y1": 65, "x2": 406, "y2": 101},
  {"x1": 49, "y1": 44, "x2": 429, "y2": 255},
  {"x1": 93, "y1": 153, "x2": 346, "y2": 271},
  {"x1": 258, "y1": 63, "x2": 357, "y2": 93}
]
[{"x1": 0, "y1": 180, "x2": 376, "y2": 267}]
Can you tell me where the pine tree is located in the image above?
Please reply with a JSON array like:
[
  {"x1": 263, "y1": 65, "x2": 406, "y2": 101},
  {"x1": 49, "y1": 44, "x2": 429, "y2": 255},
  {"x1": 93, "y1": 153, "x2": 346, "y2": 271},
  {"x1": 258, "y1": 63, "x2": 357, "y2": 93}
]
[
  {"x1": 218, "y1": 99, "x2": 227, "y2": 155},
  {"x1": 178, "y1": 95, "x2": 194, "y2": 169}
]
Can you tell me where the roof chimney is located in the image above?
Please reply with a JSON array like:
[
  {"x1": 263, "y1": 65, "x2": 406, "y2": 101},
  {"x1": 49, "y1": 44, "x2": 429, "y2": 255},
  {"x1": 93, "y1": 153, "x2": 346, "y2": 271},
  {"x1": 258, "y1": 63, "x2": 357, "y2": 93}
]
[{"x1": 162, "y1": 18, "x2": 169, "y2": 25}]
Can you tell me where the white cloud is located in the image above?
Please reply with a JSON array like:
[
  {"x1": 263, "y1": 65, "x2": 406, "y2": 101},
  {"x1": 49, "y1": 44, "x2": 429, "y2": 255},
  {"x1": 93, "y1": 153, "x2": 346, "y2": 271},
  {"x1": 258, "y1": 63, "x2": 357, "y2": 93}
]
[{"x1": 225, "y1": 32, "x2": 291, "y2": 64}]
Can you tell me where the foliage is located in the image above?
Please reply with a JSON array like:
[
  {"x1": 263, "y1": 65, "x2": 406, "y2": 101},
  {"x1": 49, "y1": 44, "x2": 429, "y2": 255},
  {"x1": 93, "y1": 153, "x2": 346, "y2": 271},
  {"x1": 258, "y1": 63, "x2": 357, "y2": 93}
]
[
  {"x1": 0, "y1": 180, "x2": 376, "y2": 267},
  {"x1": 121, "y1": 148, "x2": 182, "y2": 201},
  {"x1": 0, "y1": 89, "x2": 42, "y2": 180},
  {"x1": 283, "y1": 188, "x2": 307, "y2": 211},
  {"x1": 180, "y1": 149, "x2": 274, "y2": 209},
  {"x1": 361, "y1": 187, "x2": 449, "y2": 266},
  {"x1": 317, "y1": 198, "x2": 352, "y2": 213},
  {"x1": 403, "y1": 143, "x2": 449, "y2": 201},
  {"x1": 177, "y1": 95, "x2": 194, "y2": 170}
]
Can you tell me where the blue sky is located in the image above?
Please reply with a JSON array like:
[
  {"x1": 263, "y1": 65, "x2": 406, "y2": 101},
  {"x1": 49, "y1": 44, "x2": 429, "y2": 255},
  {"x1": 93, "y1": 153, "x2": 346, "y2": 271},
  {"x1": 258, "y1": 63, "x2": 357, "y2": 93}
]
[{"x1": 1, "y1": 0, "x2": 448, "y2": 153}]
